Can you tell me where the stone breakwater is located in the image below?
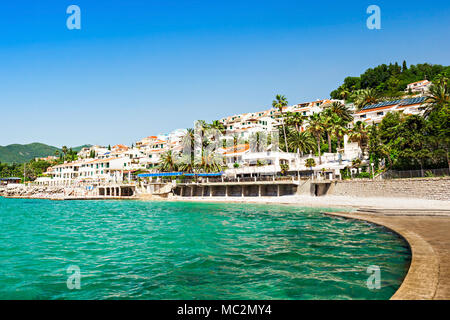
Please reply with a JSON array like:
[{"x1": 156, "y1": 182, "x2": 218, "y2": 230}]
[{"x1": 0, "y1": 185, "x2": 87, "y2": 200}]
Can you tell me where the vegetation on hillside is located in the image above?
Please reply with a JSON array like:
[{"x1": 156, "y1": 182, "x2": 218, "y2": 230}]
[
  {"x1": 0, "y1": 143, "x2": 59, "y2": 164},
  {"x1": 279, "y1": 78, "x2": 449, "y2": 172},
  {"x1": 330, "y1": 62, "x2": 450, "y2": 109},
  {"x1": 0, "y1": 143, "x2": 91, "y2": 164},
  {"x1": 0, "y1": 160, "x2": 53, "y2": 181}
]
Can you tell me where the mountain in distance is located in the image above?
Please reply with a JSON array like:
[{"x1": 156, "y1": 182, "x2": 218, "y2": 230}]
[{"x1": 0, "y1": 143, "x2": 92, "y2": 164}]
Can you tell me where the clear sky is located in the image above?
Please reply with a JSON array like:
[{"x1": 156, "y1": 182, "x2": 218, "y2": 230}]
[{"x1": 1, "y1": 0, "x2": 449, "y2": 147}]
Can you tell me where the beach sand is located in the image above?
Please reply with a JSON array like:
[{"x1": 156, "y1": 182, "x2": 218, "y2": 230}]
[{"x1": 168, "y1": 194, "x2": 450, "y2": 213}]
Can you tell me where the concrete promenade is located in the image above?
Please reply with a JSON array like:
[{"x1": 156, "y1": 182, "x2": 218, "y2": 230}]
[{"x1": 326, "y1": 210, "x2": 450, "y2": 300}]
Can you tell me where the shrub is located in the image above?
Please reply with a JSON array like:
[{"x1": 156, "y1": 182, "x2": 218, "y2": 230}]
[{"x1": 356, "y1": 172, "x2": 372, "y2": 179}]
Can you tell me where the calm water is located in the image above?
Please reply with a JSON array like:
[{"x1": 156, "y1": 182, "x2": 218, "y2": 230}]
[{"x1": 0, "y1": 198, "x2": 410, "y2": 300}]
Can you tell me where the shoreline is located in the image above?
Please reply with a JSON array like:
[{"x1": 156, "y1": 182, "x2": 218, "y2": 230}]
[{"x1": 4, "y1": 193, "x2": 450, "y2": 212}]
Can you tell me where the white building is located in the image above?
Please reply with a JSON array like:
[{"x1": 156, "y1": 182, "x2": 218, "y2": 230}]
[
  {"x1": 406, "y1": 80, "x2": 431, "y2": 94},
  {"x1": 354, "y1": 97, "x2": 427, "y2": 125}
]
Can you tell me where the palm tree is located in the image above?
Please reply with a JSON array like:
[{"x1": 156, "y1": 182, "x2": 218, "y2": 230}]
[
  {"x1": 272, "y1": 94, "x2": 289, "y2": 152},
  {"x1": 349, "y1": 121, "x2": 369, "y2": 158},
  {"x1": 287, "y1": 129, "x2": 316, "y2": 156},
  {"x1": 321, "y1": 108, "x2": 334, "y2": 153},
  {"x1": 285, "y1": 112, "x2": 307, "y2": 132},
  {"x1": 61, "y1": 146, "x2": 68, "y2": 159},
  {"x1": 327, "y1": 101, "x2": 354, "y2": 123},
  {"x1": 210, "y1": 120, "x2": 226, "y2": 134},
  {"x1": 249, "y1": 131, "x2": 267, "y2": 152},
  {"x1": 181, "y1": 128, "x2": 195, "y2": 154},
  {"x1": 353, "y1": 88, "x2": 381, "y2": 110},
  {"x1": 307, "y1": 113, "x2": 325, "y2": 164},
  {"x1": 158, "y1": 150, "x2": 178, "y2": 172},
  {"x1": 194, "y1": 120, "x2": 210, "y2": 138},
  {"x1": 424, "y1": 79, "x2": 449, "y2": 118},
  {"x1": 338, "y1": 86, "x2": 351, "y2": 101},
  {"x1": 178, "y1": 154, "x2": 195, "y2": 173},
  {"x1": 330, "y1": 114, "x2": 348, "y2": 151},
  {"x1": 195, "y1": 148, "x2": 223, "y2": 173}
]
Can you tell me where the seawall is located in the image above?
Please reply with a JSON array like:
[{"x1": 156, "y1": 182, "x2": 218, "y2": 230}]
[{"x1": 328, "y1": 177, "x2": 450, "y2": 201}]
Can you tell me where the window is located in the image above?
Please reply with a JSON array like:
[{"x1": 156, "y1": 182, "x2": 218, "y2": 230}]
[
  {"x1": 360, "y1": 115, "x2": 367, "y2": 119},
  {"x1": 376, "y1": 112, "x2": 384, "y2": 116},
  {"x1": 124, "y1": 163, "x2": 127, "y2": 167}
]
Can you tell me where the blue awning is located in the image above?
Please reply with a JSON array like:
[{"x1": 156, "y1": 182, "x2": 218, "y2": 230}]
[
  {"x1": 184, "y1": 172, "x2": 223, "y2": 177},
  {"x1": 138, "y1": 172, "x2": 223, "y2": 178},
  {"x1": 138, "y1": 172, "x2": 183, "y2": 177}
]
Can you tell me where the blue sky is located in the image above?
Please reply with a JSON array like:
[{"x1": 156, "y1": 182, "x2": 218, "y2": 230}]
[{"x1": 0, "y1": 0, "x2": 449, "y2": 147}]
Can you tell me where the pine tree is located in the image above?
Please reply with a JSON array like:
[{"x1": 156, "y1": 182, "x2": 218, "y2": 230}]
[{"x1": 402, "y1": 60, "x2": 408, "y2": 72}]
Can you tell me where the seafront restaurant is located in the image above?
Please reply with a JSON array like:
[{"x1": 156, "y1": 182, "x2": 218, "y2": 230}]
[
  {"x1": 137, "y1": 171, "x2": 312, "y2": 197},
  {"x1": 0, "y1": 177, "x2": 22, "y2": 185}
]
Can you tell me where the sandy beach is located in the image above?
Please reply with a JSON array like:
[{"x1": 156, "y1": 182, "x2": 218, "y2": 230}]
[{"x1": 168, "y1": 194, "x2": 450, "y2": 213}]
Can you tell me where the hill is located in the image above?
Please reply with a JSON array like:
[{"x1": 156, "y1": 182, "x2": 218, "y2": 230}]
[
  {"x1": 0, "y1": 143, "x2": 92, "y2": 164},
  {"x1": 330, "y1": 62, "x2": 450, "y2": 100}
]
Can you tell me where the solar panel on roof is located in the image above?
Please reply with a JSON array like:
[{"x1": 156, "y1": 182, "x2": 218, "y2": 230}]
[{"x1": 362, "y1": 96, "x2": 426, "y2": 110}]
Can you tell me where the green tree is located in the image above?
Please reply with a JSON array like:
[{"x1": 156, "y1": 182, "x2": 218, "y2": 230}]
[
  {"x1": 307, "y1": 113, "x2": 325, "y2": 164},
  {"x1": 158, "y1": 150, "x2": 178, "y2": 172},
  {"x1": 424, "y1": 78, "x2": 450, "y2": 118},
  {"x1": 349, "y1": 121, "x2": 369, "y2": 158},
  {"x1": 326, "y1": 101, "x2": 353, "y2": 123},
  {"x1": 330, "y1": 114, "x2": 348, "y2": 151},
  {"x1": 287, "y1": 129, "x2": 316, "y2": 155},
  {"x1": 210, "y1": 120, "x2": 225, "y2": 134},
  {"x1": 352, "y1": 88, "x2": 381, "y2": 110},
  {"x1": 391, "y1": 115, "x2": 431, "y2": 175},
  {"x1": 305, "y1": 158, "x2": 316, "y2": 173},
  {"x1": 249, "y1": 131, "x2": 268, "y2": 152},
  {"x1": 285, "y1": 112, "x2": 307, "y2": 132},
  {"x1": 272, "y1": 94, "x2": 289, "y2": 152},
  {"x1": 61, "y1": 146, "x2": 68, "y2": 159},
  {"x1": 321, "y1": 108, "x2": 335, "y2": 153}
]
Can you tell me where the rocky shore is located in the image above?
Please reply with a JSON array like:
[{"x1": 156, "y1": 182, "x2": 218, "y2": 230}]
[{"x1": 0, "y1": 185, "x2": 88, "y2": 200}]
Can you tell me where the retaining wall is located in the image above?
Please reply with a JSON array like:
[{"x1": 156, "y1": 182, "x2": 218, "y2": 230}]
[{"x1": 329, "y1": 177, "x2": 450, "y2": 201}]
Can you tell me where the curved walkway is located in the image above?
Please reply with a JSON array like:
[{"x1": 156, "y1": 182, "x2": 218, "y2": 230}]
[{"x1": 326, "y1": 210, "x2": 450, "y2": 300}]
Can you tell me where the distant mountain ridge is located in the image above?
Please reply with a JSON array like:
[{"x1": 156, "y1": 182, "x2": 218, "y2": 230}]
[{"x1": 0, "y1": 143, "x2": 92, "y2": 164}]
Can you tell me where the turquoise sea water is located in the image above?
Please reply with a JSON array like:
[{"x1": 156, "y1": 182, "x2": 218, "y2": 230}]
[{"x1": 0, "y1": 197, "x2": 410, "y2": 300}]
